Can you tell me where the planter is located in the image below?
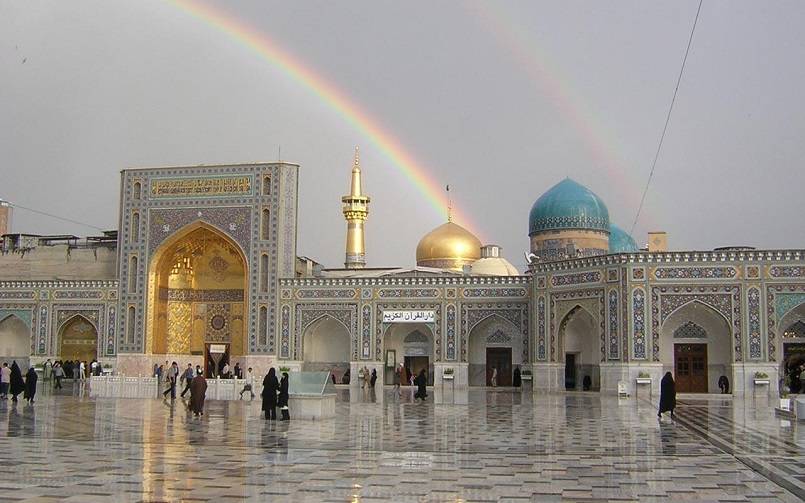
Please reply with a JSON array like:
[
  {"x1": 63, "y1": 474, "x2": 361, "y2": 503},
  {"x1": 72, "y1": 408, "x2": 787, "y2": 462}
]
[
  {"x1": 779, "y1": 398, "x2": 791, "y2": 411},
  {"x1": 635, "y1": 378, "x2": 652, "y2": 385}
]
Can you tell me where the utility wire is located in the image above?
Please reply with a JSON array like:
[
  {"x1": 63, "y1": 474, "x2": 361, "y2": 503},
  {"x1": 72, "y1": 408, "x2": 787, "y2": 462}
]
[
  {"x1": 7, "y1": 202, "x2": 106, "y2": 232},
  {"x1": 631, "y1": 0, "x2": 704, "y2": 235}
]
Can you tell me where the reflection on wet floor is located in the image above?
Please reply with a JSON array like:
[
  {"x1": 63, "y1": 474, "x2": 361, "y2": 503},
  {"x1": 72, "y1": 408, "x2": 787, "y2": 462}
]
[{"x1": 0, "y1": 381, "x2": 802, "y2": 501}]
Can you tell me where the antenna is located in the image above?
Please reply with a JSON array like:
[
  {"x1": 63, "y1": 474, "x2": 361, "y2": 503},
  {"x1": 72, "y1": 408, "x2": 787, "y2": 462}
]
[{"x1": 278, "y1": 145, "x2": 282, "y2": 162}]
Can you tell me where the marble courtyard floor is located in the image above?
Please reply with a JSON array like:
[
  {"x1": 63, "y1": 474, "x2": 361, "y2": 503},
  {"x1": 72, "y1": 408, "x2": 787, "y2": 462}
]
[{"x1": 0, "y1": 385, "x2": 802, "y2": 502}]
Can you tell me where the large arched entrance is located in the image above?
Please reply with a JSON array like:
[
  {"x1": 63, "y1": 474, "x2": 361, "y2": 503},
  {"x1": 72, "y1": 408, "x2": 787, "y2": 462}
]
[
  {"x1": 58, "y1": 315, "x2": 98, "y2": 363},
  {"x1": 147, "y1": 223, "x2": 247, "y2": 374},
  {"x1": 302, "y1": 315, "x2": 351, "y2": 382},
  {"x1": 0, "y1": 315, "x2": 31, "y2": 365},
  {"x1": 558, "y1": 305, "x2": 599, "y2": 391},
  {"x1": 660, "y1": 301, "x2": 732, "y2": 393},
  {"x1": 468, "y1": 315, "x2": 522, "y2": 386},
  {"x1": 383, "y1": 323, "x2": 434, "y2": 385},
  {"x1": 778, "y1": 302, "x2": 805, "y2": 394}
]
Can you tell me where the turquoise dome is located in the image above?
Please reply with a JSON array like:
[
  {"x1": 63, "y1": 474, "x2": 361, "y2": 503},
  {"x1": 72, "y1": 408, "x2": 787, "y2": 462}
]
[
  {"x1": 608, "y1": 224, "x2": 639, "y2": 253},
  {"x1": 528, "y1": 178, "x2": 610, "y2": 235}
]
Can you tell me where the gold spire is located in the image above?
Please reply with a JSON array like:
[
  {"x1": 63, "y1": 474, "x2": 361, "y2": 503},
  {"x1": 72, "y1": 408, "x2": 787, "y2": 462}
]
[
  {"x1": 342, "y1": 146, "x2": 370, "y2": 269},
  {"x1": 446, "y1": 184, "x2": 452, "y2": 223}
]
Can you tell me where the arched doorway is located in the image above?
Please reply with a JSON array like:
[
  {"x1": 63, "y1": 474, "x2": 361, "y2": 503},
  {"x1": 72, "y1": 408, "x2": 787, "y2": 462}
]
[
  {"x1": 58, "y1": 315, "x2": 98, "y2": 363},
  {"x1": 778, "y1": 302, "x2": 805, "y2": 394},
  {"x1": 147, "y1": 223, "x2": 247, "y2": 374},
  {"x1": 558, "y1": 305, "x2": 599, "y2": 391},
  {"x1": 302, "y1": 315, "x2": 351, "y2": 382},
  {"x1": 0, "y1": 315, "x2": 31, "y2": 365},
  {"x1": 468, "y1": 315, "x2": 522, "y2": 386},
  {"x1": 660, "y1": 301, "x2": 732, "y2": 393},
  {"x1": 383, "y1": 323, "x2": 434, "y2": 385}
]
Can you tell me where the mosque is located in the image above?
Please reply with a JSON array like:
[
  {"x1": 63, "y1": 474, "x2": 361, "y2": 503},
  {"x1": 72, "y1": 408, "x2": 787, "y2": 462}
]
[{"x1": 0, "y1": 151, "x2": 803, "y2": 398}]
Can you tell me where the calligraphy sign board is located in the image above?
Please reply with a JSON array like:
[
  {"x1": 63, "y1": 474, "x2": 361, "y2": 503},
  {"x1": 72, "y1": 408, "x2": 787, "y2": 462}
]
[
  {"x1": 150, "y1": 175, "x2": 253, "y2": 198},
  {"x1": 382, "y1": 310, "x2": 435, "y2": 323}
]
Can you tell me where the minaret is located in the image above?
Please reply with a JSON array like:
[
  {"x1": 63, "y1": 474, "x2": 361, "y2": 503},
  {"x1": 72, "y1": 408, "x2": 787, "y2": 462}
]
[{"x1": 342, "y1": 147, "x2": 370, "y2": 268}]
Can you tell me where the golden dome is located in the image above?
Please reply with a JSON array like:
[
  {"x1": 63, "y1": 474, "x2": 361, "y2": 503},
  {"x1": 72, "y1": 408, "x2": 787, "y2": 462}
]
[{"x1": 416, "y1": 222, "x2": 482, "y2": 271}]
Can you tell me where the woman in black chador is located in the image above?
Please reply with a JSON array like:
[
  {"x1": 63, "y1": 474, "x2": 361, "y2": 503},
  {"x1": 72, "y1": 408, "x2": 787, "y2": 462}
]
[
  {"x1": 718, "y1": 375, "x2": 730, "y2": 394},
  {"x1": 9, "y1": 362, "x2": 25, "y2": 402},
  {"x1": 23, "y1": 367, "x2": 38, "y2": 404},
  {"x1": 278, "y1": 372, "x2": 290, "y2": 421},
  {"x1": 658, "y1": 372, "x2": 676, "y2": 419},
  {"x1": 262, "y1": 368, "x2": 279, "y2": 420},
  {"x1": 513, "y1": 367, "x2": 521, "y2": 387},
  {"x1": 414, "y1": 369, "x2": 428, "y2": 401}
]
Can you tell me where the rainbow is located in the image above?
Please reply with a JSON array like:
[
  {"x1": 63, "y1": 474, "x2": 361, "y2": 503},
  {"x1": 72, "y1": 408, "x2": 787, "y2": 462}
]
[
  {"x1": 169, "y1": 0, "x2": 480, "y2": 236},
  {"x1": 468, "y1": 3, "x2": 654, "y2": 230}
]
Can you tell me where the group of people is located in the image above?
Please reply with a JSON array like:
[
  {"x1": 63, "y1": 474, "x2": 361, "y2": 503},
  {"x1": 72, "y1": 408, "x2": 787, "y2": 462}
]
[
  {"x1": 0, "y1": 361, "x2": 38, "y2": 403},
  {"x1": 40, "y1": 359, "x2": 103, "y2": 388},
  {"x1": 261, "y1": 368, "x2": 289, "y2": 420}
]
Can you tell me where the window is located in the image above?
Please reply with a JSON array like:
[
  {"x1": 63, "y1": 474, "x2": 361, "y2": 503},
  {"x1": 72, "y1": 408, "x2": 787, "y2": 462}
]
[
  {"x1": 263, "y1": 176, "x2": 271, "y2": 196},
  {"x1": 128, "y1": 256, "x2": 138, "y2": 293},
  {"x1": 673, "y1": 321, "x2": 707, "y2": 339},
  {"x1": 260, "y1": 254, "x2": 269, "y2": 293},
  {"x1": 127, "y1": 306, "x2": 136, "y2": 344},
  {"x1": 261, "y1": 208, "x2": 270, "y2": 240},
  {"x1": 133, "y1": 181, "x2": 141, "y2": 200},
  {"x1": 131, "y1": 212, "x2": 140, "y2": 242}
]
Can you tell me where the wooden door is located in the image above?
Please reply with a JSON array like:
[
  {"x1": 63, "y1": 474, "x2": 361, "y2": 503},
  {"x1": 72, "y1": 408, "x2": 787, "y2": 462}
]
[
  {"x1": 486, "y1": 348, "x2": 512, "y2": 386},
  {"x1": 674, "y1": 344, "x2": 708, "y2": 393}
]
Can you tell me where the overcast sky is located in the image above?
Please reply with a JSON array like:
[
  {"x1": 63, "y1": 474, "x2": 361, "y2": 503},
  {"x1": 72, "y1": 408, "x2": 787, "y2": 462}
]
[{"x1": 1, "y1": 1, "x2": 803, "y2": 269}]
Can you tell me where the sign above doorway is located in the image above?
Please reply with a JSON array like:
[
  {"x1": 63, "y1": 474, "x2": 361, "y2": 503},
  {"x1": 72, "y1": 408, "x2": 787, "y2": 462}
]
[{"x1": 382, "y1": 310, "x2": 435, "y2": 323}]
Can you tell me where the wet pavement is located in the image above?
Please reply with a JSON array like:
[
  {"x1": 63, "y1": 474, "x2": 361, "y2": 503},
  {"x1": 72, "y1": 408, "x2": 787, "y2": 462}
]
[{"x1": 0, "y1": 382, "x2": 802, "y2": 502}]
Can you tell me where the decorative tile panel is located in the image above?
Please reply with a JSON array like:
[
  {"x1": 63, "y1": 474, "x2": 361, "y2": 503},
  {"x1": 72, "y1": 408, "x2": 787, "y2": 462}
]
[
  {"x1": 460, "y1": 303, "x2": 528, "y2": 364},
  {"x1": 632, "y1": 288, "x2": 646, "y2": 360},
  {"x1": 462, "y1": 288, "x2": 527, "y2": 298},
  {"x1": 378, "y1": 289, "x2": 439, "y2": 299},
  {"x1": 549, "y1": 289, "x2": 605, "y2": 363},
  {"x1": 607, "y1": 289, "x2": 619, "y2": 360},
  {"x1": 148, "y1": 206, "x2": 252, "y2": 257},
  {"x1": 361, "y1": 304, "x2": 372, "y2": 359},
  {"x1": 537, "y1": 295, "x2": 546, "y2": 360},
  {"x1": 445, "y1": 304, "x2": 456, "y2": 360},
  {"x1": 550, "y1": 271, "x2": 601, "y2": 287},
  {"x1": 296, "y1": 289, "x2": 357, "y2": 299},
  {"x1": 769, "y1": 266, "x2": 805, "y2": 278},
  {"x1": 280, "y1": 304, "x2": 290, "y2": 359},
  {"x1": 653, "y1": 267, "x2": 737, "y2": 280},
  {"x1": 747, "y1": 287, "x2": 761, "y2": 359},
  {"x1": 767, "y1": 284, "x2": 805, "y2": 362},
  {"x1": 375, "y1": 303, "x2": 441, "y2": 361}
]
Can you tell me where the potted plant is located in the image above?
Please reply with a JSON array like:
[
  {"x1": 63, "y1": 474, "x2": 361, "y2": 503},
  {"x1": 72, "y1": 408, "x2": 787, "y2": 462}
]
[
  {"x1": 636, "y1": 371, "x2": 652, "y2": 384},
  {"x1": 521, "y1": 369, "x2": 532, "y2": 381},
  {"x1": 442, "y1": 368, "x2": 454, "y2": 380},
  {"x1": 779, "y1": 375, "x2": 791, "y2": 410},
  {"x1": 753, "y1": 371, "x2": 770, "y2": 386},
  {"x1": 102, "y1": 363, "x2": 113, "y2": 375},
  {"x1": 279, "y1": 366, "x2": 291, "y2": 373}
]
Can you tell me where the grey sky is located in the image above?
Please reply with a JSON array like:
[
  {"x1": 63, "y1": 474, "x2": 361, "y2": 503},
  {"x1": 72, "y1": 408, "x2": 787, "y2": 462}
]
[{"x1": 1, "y1": 0, "x2": 803, "y2": 269}]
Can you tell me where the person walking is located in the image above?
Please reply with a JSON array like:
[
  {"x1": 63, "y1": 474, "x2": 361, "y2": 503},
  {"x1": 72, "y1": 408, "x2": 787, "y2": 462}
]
[
  {"x1": 79, "y1": 361, "x2": 87, "y2": 381},
  {"x1": 658, "y1": 372, "x2": 676, "y2": 419},
  {"x1": 262, "y1": 368, "x2": 279, "y2": 420},
  {"x1": 393, "y1": 363, "x2": 403, "y2": 396},
  {"x1": 239, "y1": 367, "x2": 255, "y2": 400},
  {"x1": 414, "y1": 369, "x2": 428, "y2": 401},
  {"x1": 513, "y1": 366, "x2": 522, "y2": 388},
  {"x1": 189, "y1": 369, "x2": 207, "y2": 417},
  {"x1": 24, "y1": 366, "x2": 38, "y2": 404},
  {"x1": 233, "y1": 362, "x2": 242, "y2": 380},
  {"x1": 0, "y1": 362, "x2": 10, "y2": 399},
  {"x1": 43, "y1": 359, "x2": 53, "y2": 383},
  {"x1": 278, "y1": 371, "x2": 290, "y2": 421},
  {"x1": 179, "y1": 364, "x2": 194, "y2": 398},
  {"x1": 163, "y1": 361, "x2": 179, "y2": 400},
  {"x1": 53, "y1": 362, "x2": 64, "y2": 389},
  {"x1": 370, "y1": 368, "x2": 377, "y2": 388},
  {"x1": 10, "y1": 361, "x2": 25, "y2": 402},
  {"x1": 491, "y1": 367, "x2": 498, "y2": 387},
  {"x1": 361, "y1": 366, "x2": 369, "y2": 389}
]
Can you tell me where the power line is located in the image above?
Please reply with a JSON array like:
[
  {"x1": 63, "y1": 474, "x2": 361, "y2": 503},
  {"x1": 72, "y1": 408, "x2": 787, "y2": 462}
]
[
  {"x1": 631, "y1": 0, "x2": 704, "y2": 235},
  {"x1": 7, "y1": 202, "x2": 106, "y2": 232}
]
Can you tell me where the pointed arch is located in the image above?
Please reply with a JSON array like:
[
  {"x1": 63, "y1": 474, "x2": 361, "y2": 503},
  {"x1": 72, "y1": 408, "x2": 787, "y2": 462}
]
[
  {"x1": 58, "y1": 314, "x2": 98, "y2": 362},
  {"x1": 0, "y1": 314, "x2": 32, "y2": 360},
  {"x1": 146, "y1": 220, "x2": 248, "y2": 356},
  {"x1": 301, "y1": 314, "x2": 351, "y2": 373},
  {"x1": 664, "y1": 299, "x2": 731, "y2": 328}
]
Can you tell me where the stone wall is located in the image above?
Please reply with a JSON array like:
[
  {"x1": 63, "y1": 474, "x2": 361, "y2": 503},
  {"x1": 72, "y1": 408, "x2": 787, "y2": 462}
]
[{"x1": 0, "y1": 245, "x2": 117, "y2": 280}]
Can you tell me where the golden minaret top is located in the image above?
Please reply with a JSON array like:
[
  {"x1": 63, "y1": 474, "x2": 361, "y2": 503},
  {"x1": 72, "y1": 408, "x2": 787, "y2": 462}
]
[{"x1": 342, "y1": 146, "x2": 370, "y2": 269}]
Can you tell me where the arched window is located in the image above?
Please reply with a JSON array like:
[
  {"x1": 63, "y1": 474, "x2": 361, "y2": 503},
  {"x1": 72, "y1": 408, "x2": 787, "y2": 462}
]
[
  {"x1": 261, "y1": 208, "x2": 270, "y2": 240},
  {"x1": 784, "y1": 320, "x2": 805, "y2": 338},
  {"x1": 260, "y1": 254, "x2": 269, "y2": 293},
  {"x1": 673, "y1": 321, "x2": 707, "y2": 339},
  {"x1": 127, "y1": 306, "x2": 136, "y2": 344},
  {"x1": 259, "y1": 306, "x2": 268, "y2": 346},
  {"x1": 263, "y1": 176, "x2": 271, "y2": 196},
  {"x1": 128, "y1": 256, "x2": 138, "y2": 293},
  {"x1": 131, "y1": 212, "x2": 140, "y2": 242},
  {"x1": 133, "y1": 181, "x2": 141, "y2": 200}
]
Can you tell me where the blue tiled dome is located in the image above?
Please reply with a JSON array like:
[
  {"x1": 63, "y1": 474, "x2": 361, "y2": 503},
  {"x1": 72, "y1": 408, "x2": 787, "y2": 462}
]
[
  {"x1": 528, "y1": 178, "x2": 610, "y2": 235},
  {"x1": 608, "y1": 224, "x2": 639, "y2": 253}
]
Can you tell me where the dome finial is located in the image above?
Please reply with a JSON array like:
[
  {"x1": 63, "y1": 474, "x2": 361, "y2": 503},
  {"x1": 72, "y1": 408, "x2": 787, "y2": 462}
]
[{"x1": 446, "y1": 184, "x2": 452, "y2": 223}]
